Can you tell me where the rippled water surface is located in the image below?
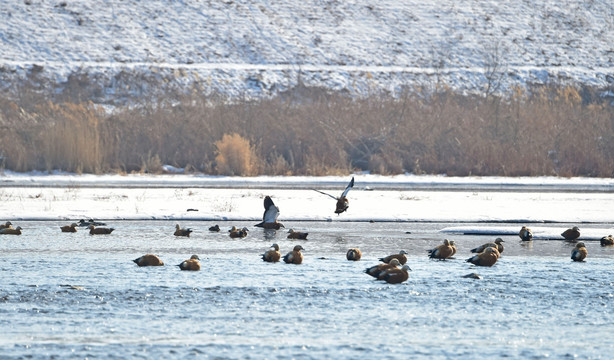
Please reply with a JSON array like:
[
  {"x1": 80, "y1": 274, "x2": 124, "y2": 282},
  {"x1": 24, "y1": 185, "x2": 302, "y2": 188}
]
[{"x1": 1, "y1": 220, "x2": 614, "y2": 359}]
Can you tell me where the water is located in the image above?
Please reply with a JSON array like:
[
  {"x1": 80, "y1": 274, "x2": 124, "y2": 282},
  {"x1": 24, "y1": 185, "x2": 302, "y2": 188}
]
[{"x1": 1, "y1": 220, "x2": 613, "y2": 359}]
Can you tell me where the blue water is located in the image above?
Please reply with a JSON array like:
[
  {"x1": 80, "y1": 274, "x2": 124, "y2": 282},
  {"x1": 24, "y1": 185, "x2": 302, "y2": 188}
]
[{"x1": 1, "y1": 220, "x2": 613, "y2": 359}]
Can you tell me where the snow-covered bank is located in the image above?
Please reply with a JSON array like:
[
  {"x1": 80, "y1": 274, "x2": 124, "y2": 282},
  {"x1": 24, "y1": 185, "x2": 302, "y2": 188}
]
[
  {"x1": 1, "y1": 172, "x2": 613, "y2": 224},
  {"x1": 1, "y1": 0, "x2": 612, "y2": 102},
  {"x1": 2, "y1": 171, "x2": 614, "y2": 192}
]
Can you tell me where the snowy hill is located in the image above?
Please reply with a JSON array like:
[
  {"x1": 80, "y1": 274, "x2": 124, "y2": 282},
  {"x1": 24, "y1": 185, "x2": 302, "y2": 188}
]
[{"x1": 1, "y1": 0, "x2": 613, "y2": 102}]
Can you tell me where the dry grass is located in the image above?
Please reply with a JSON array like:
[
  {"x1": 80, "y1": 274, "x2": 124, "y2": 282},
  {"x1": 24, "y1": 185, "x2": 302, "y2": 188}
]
[{"x1": 0, "y1": 82, "x2": 613, "y2": 177}]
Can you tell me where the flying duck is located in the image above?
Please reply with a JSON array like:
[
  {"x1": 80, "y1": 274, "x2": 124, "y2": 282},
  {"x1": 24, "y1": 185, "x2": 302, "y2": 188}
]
[
  {"x1": 571, "y1": 242, "x2": 588, "y2": 262},
  {"x1": 60, "y1": 223, "x2": 78, "y2": 233},
  {"x1": 174, "y1": 224, "x2": 193, "y2": 237},
  {"x1": 466, "y1": 247, "x2": 500, "y2": 267},
  {"x1": 255, "y1": 196, "x2": 284, "y2": 230},
  {"x1": 378, "y1": 250, "x2": 408, "y2": 265},
  {"x1": 313, "y1": 177, "x2": 355, "y2": 214},
  {"x1": 519, "y1": 226, "x2": 533, "y2": 241},
  {"x1": 471, "y1": 238, "x2": 504, "y2": 254},
  {"x1": 88, "y1": 225, "x2": 114, "y2": 235},
  {"x1": 262, "y1": 243, "x2": 282, "y2": 262},
  {"x1": 0, "y1": 226, "x2": 22, "y2": 235},
  {"x1": 178, "y1": 255, "x2": 201, "y2": 270},
  {"x1": 133, "y1": 254, "x2": 164, "y2": 266},
  {"x1": 287, "y1": 229, "x2": 308, "y2": 240},
  {"x1": 346, "y1": 248, "x2": 362, "y2": 261},
  {"x1": 561, "y1": 226, "x2": 580, "y2": 241},
  {"x1": 428, "y1": 239, "x2": 455, "y2": 260},
  {"x1": 283, "y1": 245, "x2": 304, "y2": 264}
]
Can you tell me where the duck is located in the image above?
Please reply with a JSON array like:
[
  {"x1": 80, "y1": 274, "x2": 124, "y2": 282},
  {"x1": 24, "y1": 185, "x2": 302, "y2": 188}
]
[
  {"x1": 178, "y1": 255, "x2": 201, "y2": 271},
  {"x1": 229, "y1": 226, "x2": 249, "y2": 238},
  {"x1": 378, "y1": 250, "x2": 408, "y2": 265},
  {"x1": 449, "y1": 240, "x2": 457, "y2": 257},
  {"x1": 133, "y1": 254, "x2": 164, "y2": 266},
  {"x1": 571, "y1": 242, "x2": 588, "y2": 262},
  {"x1": 254, "y1": 196, "x2": 284, "y2": 230},
  {"x1": 88, "y1": 225, "x2": 114, "y2": 235},
  {"x1": 60, "y1": 223, "x2": 78, "y2": 233},
  {"x1": 283, "y1": 245, "x2": 304, "y2": 264},
  {"x1": 208, "y1": 225, "x2": 220, "y2": 232},
  {"x1": 313, "y1": 176, "x2": 355, "y2": 214},
  {"x1": 428, "y1": 239, "x2": 455, "y2": 260},
  {"x1": 174, "y1": 224, "x2": 193, "y2": 237},
  {"x1": 561, "y1": 226, "x2": 580, "y2": 241},
  {"x1": 0, "y1": 221, "x2": 12, "y2": 230},
  {"x1": 600, "y1": 235, "x2": 614, "y2": 246},
  {"x1": 262, "y1": 243, "x2": 282, "y2": 262},
  {"x1": 0, "y1": 226, "x2": 22, "y2": 235},
  {"x1": 519, "y1": 226, "x2": 533, "y2": 241},
  {"x1": 365, "y1": 258, "x2": 401, "y2": 279},
  {"x1": 381, "y1": 264, "x2": 412, "y2": 284},
  {"x1": 471, "y1": 238, "x2": 504, "y2": 254},
  {"x1": 466, "y1": 246, "x2": 500, "y2": 267},
  {"x1": 346, "y1": 248, "x2": 362, "y2": 261},
  {"x1": 287, "y1": 229, "x2": 308, "y2": 240},
  {"x1": 79, "y1": 219, "x2": 106, "y2": 227}
]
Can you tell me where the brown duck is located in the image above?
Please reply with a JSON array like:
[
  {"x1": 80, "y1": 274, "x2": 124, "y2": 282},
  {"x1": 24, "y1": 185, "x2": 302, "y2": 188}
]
[
  {"x1": 313, "y1": 177, "x2": 355, "y2": 214},
  {"x1": 262, "y1": 243, "x2": 282, "y2": 263},
  {"x1": 133, "y1": 254, "x2": 164, "y2": 267},
  {"x1": 178, "y1": 255, "x2": 201, "y2": 271},
  {"x1": 346, "y1": 248, "x2": 362, "y2": 261},
  {"x1": 283, "y1": 245, "x2": 304, "y2": 264}
]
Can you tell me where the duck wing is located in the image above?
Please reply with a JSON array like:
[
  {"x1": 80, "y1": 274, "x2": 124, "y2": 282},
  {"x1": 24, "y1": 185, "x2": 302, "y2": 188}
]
[
  {"x1": 262, "y1": 196, "x2": 280, "y2": 223},
  {"x1": 340, "y1": 177, "x2": 354, "y2": 198},
  {"x1": 312, "y1": 189, "x2": 338, "y2": 200}
]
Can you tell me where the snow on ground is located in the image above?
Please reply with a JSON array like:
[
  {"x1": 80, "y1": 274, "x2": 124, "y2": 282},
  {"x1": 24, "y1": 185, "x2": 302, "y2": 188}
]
[
  {"x1": 1, "y1": 0, "x2": 613, "y2": 102},
  {"x1": 1, "y1": 172, "x2": 613, "y2": 227}
]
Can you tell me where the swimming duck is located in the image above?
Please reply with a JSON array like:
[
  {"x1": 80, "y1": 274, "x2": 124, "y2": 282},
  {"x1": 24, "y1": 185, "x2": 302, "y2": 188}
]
[
  {"x1": 561, "y1": 226, "x2": 580, "y2": 241},
  {"x1": 378, "y1": 250, "x2": 408, "y2": 265},
  {"x1": 519, "y1": 226, "x2": 533, "y2": 241},
  {"x1": 174, "y1": 224, "x2": 193, "y2": 237},
  {"x1": 229, "y1": 226, "x2": 249, "y2": 238},
  {"x1": 313, "y1": 177, "x2": 355, "y2": 214},
  {"x1": 428, "y1": 239, "x2": 455, "y2": 260},
  {"x1": 133, "y1": 254, "x2": 164, "y2": 266},
  {"x1": 0, "y1": 221, "x2": 12, "y2": 230},
  {"x1": 208, "y1": 225, "x2": 220, "y2": 232},
  {"x1": 254, "y1": 196, "x2": 284, "y2": 230},
  {"x1": 287, "y1": 229, "x2": 308, "y2": 240},
  {"x1": 346, "y1": 248, "x2": 362, "y2": 261},
  {"x1": 381, "y1": 264, "x2": 412, "y2": 284},
  {"x1": 0, "y1": 226, "x2": 22, "y2": 235},
  {"x1": 88, "y1": 225, "x2": 114, "y2": 235},
  {"x1": 79, "y1": 219, "x2": 106, "y2": 227},
  {"x1": 60, "y1": 223, "x2": 78, "y2": 233},
  {"x1": 283, "y1": 245, "x2": 304, "y2": 264},
  {"x1": 600, "y1": 235, "x2": 614, "y2": 246},
  {"x1": 365, "y1": 258, "x2": 401, "y2": 279},
  {"x1": 178, "y1": 255, "x2": 201, "y2": 270},
  {"x1": 571, "y1": 242, "x2": 588, "y2": 262},
  {"x1": 466, "y1": 247, "x2": 500, "y2": 267},
  {"x1": 471, "y1": 238, "x2": 504, "y2": 254},
  {"x1": 262, "y1": 243, "x2": 282, "y2": 263}
]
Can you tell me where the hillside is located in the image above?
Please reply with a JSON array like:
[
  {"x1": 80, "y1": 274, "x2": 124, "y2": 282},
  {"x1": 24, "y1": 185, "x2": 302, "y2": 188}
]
[{"x1": 1, "y1": 0, "x2": 613, "y2": 103}]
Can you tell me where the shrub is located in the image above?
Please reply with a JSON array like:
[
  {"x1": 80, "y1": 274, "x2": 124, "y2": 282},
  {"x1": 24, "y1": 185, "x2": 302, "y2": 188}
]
[{"x1": 214, "y1": 133, "x2": 256, "y2": 176}]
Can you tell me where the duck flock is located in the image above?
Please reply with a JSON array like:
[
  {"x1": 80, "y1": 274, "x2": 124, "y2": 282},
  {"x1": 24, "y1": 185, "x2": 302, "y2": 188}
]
[{"x1": 2, "y1": 177, "x2": 612, "y2": 283}]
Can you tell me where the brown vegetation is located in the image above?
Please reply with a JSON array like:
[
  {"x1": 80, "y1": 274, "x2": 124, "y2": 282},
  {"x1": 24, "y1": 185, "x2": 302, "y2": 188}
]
[{"x1": 0, "y1": 83, "x2": 613, "y2": 177}]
